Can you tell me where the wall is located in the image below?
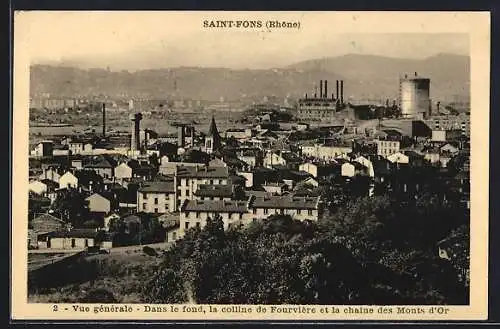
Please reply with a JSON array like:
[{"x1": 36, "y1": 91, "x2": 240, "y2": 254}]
[
  {"x1": 137, "y1": 192, "x2": 176, "y2": 214},
  {"x1": 47, "y1": 237, "x2": 95, "y2": 249}
]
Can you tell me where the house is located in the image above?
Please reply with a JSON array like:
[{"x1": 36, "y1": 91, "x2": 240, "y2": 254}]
[
  {"x1": 115, "y1": 162, "x2": 133, "y2": 181},
  {"x1": 209, "y1": 157, "x2": 227, "y2": 167},
  {"x1": 262, "y1": 182, "x2": 287, "y2": 195},
  {"x1": 137, "y1": 181, "x2": 176, "y2": 214},
  {"x1": 38, "y1": 168, "x2": 61, "y2": 183},
  {"x1": 59, "y1": 171, "x2": 78, "y2": 189},
  {"x1": 249, "y1": 195, "x2": 321, "y2": 222},
  {"x1": 387, "y1": 152, "x2": 409, "y2": 164},
  {"x1": 376, "y1": 140, "x2": 400, "y2": 157},
  {"x1": 37, "y1": 229, "x2": 98, "y2": 249},
  {"x1": 179, "y1": 199, "x2": 250, "y2": 237},
  {"x1": 85, "y1": 193, "x2": 111, "y2": 214},
  {"x1": 193, "y1": 184, "x2": 233, "y2": 201},
  {"x1": 237, "y1": 150, "x2": 260, "y2": 168},
  {"x1": 68, "y1": 138, "x2": 94, "y2": 155},
  {"x1": 175, "y1": 165, "x2": 230, "y2": 206},
  {"x1": 354, "y1": 156, "x2": 375, "y2": 177},
  {"x1": 340, "y1": 161, "x2": 367, "y2": 178},
  {"x1": 31, "y1": 213, "x2": 66, "y2": 233},
  {"x1": 84, "y1": 157, "x2": 115, "y2": 179},
  {"x1": 263, "y1": 151, "x2": 287, "y2": 168},
  {"x1": 300, "y1": 143, "x2": 352, "y2": 161},
  {"x1": 31, "y1": 140, "x2": 54, "y2": 157},
  {"x1": 29, "y1": 180, "x2": 48, "y2": 195}
]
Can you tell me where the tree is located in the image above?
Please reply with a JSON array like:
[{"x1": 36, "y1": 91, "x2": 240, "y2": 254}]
[{"x1": 50, "y1": 188, "x2": 90, "y2": 227}]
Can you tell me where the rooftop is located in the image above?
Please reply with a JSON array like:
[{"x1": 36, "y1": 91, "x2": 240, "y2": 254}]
[
  {"x1": 181, "y1": 199, "x2": 248, "y2": 213},
  {"x1": 250, "y1": 195, "x2": 319, "y2": 210},
  {"x1": 138, "y1": 181, "x2": 175, "y2": 193},
  {"x1": 176, "y1": 165, "x2": 229, "y2": 179},
  {"x1": 194, "y1": 184, "x2": 233, "y2": 197}
]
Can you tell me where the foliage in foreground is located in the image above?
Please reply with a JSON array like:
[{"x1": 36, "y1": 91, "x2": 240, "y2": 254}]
[{"x1": 144, "y1": 195, "x2": 469, "y2": 305}]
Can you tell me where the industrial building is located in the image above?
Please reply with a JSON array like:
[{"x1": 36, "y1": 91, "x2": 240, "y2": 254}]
[
  {"x1": 297, "y1": 79, "x2": 344, "y2": 121},
  {"x1": 399, "y1": 73, "x2": 431, "y2": 119}
]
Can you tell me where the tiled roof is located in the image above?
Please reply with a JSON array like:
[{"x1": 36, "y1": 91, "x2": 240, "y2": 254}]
[
  {"x1": 138, "y1": 181, "x2": 175, "y2": 193},
  {"x1": 250, "y1": 195, "x2": 319, "y2": 210},
  {"x1": 45, "y1": 228, "x2": 98, "y2": 239},
  {"x1": 181, "y1": 199, "x2": 248, "y2": 213},
  {"x1": 194, "y1": 184, "x2": 233, "y2": 197},
  {"x1": 176, "y1": 165, "x2": 229, "y2": 179}
]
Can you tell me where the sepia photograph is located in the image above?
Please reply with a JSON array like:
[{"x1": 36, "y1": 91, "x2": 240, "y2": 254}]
[{"x1": 11, "y1": 11, "x2": 490, "y2": 321}]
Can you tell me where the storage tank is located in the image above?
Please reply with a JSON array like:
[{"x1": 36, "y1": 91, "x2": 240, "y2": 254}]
[{"x1": 399, "y1": 73, "x2": 430, "y2": 119}]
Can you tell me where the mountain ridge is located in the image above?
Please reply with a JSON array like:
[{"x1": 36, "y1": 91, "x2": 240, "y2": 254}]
[{"x1": 30, "y1": 53, "x2": 470, "y2": 103}]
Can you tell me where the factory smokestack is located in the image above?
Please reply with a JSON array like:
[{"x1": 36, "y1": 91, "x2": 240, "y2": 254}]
[
  {"x1": 336, "y1": 80, "x2": 339, "y2": 100},
  {"x1": 324, "y1": 80, "x2": 328, "y2": 99},
  {"x1": 340, "y1": 80, "x2": 344, "y2": 103},
  {"x1": 319, "y1": 80, "x2": 323, "y2": 98},
  {"x1": 102, "y1": 102, "x2": 106, "y2": 138}
]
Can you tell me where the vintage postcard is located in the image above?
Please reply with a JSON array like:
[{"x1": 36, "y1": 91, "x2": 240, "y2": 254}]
[{"x1": 11, "y1": 11, "x2": 490, "y2": 321}]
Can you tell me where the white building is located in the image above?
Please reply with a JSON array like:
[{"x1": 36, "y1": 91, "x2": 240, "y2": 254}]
[
  {"x1": 387, "y1": 152, "x2": 410, "y2": 164},
  {"x1": 376, "y1": 140, "x2": 400, "y2": 157},
  {"x1": 59, "y1": 171, "x2": 78, "y2": 189}
]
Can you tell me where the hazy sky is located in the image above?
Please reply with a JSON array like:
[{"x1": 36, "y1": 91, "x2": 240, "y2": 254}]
[{"x1": 16, "y1": 11, "x2": 470, "y2": 70}]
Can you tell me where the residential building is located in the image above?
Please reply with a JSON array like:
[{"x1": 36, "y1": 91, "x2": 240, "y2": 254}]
[
  {"x1": 115, "y1": 162, "x2": 133, "y2": 181},
  {"x1": 37, "y1": 229, "x2": 98, "y2": 249},
  {"x1": 85, "y1": 193, "x2": 111, "y2": 214},
  {"x1": 59, "y1": 171, "x2": 78, "y2": 189},
  {"x1": 137, "y1": 181, "x2": 176, "y2": 214},
  {"x1": 249, "y1": 195, "x2": 321, "y2": 222},
  {"x1": 175, "y1": 165, "x2": 229, "y2": 206},
  {"x1": 387, "y1": 152, "x2": 410, "y2": 164},
  {"x1": 29, "y1": 180, "x2": 48, "y2": 195},
  {"x1": 300, "y1": 143, "x2": 352, "y2": 161},
  {"x1": 179, "y1": 199, "x2": 250, "y2": 237},
  {"x1": 376, "y1": 140, "x2": 400, "y2": 157}
]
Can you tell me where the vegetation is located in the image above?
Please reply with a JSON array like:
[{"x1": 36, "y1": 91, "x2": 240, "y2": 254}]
[{"x1": 144, "y1": 194, "x2": 469, "y2": 305}]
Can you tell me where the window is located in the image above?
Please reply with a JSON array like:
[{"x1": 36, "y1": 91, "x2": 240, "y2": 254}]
[
  {"x1": 142, "y1": 203, "x2": 147, "y2": 210},
  {"x1": 154, "y1": 208, "x2": 158, "y2": 213},
  {"x1": 196, "y1": 212, "x2": 200, "y2": 219},
  {"x1": 185, "y1": 222, "x2": 189, "y2": 229},
  {"x1": 172, "y1": 232, "x2": 176, "y2": 240},
  {"x1": 308, "y1": 210, "x2": 313, "y2": 216},
  {"x1": 264, "y1": 208, "x2": 268, "y2": 215},
  {"x1": 143, "y1": 193, "x2": 148, "y2": 200},
  {"x1": 252, "y1": 208, "x2": 257, "y2": 214},
  {"x1": 239, "y1": 213, "x2": 243, "y2": 220},
  {"x1": 186, "y1": 190, "x2": 190, "y2": 197},
  {"x1": 196, "y1": 222, "x2": 201, "y2": 229},
  {"x1": 85, "y1": 239, "x2": 88, "y2": 247},
  {"x1": 210, "y1": 180, "x2": 213, "y2": 185},
  {"x1": 185, "y1": 212, "x2": 189, "y2": 217},
  {"x1": 71, "y1": 239, "x2": 76, "y2": 248},
  {"x1": 297, "y1": 209, "x2": 301, "y2": 215},
  {"x1": 154, "y1": 197, "x2": 158, "y2": 204}
]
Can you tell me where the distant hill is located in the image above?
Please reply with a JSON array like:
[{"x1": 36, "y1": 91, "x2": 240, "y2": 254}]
[{"x1": 30, "y1": 54, "x2": 469, "y2": 103}]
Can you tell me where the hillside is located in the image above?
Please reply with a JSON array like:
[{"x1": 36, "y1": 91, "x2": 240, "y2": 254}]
[{"x1": 30, "y1": 54, "x2": 469, "y2": 103}]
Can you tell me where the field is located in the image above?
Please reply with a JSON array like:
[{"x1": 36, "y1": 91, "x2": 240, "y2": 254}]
[{"x1": 28, "y1": 251, "x2": 163, "y2": 303}]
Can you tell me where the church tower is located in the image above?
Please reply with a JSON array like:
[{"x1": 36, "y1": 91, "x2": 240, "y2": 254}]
[{"x1": 205, "y1": 116, "x2": 221, "y2": 154}]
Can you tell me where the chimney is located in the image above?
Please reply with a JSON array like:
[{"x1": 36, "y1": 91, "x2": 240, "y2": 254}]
[
  {"x1": 319, "y1": 80, "x2": 323, "y2": 98},
  {"x1": 102, "y1": 102, "x2": 106, "y2": 138},
  {"x1": 340, "y1": 80, "x2": 344, "y2": 103},
  {"x1": 336, "y1": 80, "x2": 339, "y2": 100},
  {"x1": 324, "y1": 80, "x2": 328, "y2": 99}
]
